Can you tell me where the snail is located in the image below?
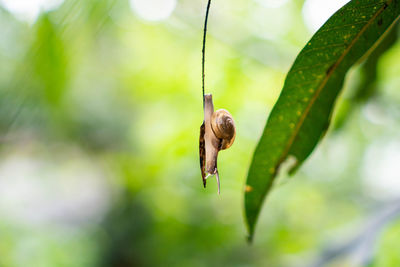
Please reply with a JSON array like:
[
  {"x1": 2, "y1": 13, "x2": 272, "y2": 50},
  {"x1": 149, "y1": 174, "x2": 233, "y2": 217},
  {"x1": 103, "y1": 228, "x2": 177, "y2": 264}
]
[{"x1": 199, "y1": 94, "x2": 236, "y2": 194}]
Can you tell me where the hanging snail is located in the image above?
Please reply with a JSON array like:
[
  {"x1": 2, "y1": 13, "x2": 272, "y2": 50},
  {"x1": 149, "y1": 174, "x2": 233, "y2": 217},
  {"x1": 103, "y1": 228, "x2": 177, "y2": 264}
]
[
  {"x1": 199, "y1": 0, "x2": 235, "y2": 194},
  {"x1": 199, "y1": 94, "x2": 236, "y2": 194}
]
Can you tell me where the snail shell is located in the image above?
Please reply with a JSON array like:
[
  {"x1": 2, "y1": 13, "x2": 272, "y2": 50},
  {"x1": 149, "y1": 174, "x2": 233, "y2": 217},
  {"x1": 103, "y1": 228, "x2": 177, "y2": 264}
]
[{"x1": 211, "y1": 109, "x2": 236, "y2": 150}]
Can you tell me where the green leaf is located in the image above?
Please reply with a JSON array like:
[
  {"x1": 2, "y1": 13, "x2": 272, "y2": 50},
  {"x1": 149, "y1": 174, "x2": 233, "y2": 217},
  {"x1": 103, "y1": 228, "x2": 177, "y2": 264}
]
[{"x1": 244, "y1": 0, "x2": 400, "y2": 241}]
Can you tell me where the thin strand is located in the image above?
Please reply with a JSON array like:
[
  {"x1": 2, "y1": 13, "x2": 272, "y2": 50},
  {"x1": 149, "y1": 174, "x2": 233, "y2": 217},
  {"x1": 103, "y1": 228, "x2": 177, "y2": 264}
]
[
  {"x1": 216, "y1": 171, "x2": 220, "y2": 195},
  {"x1": 202, "y1": 0, "x2": 211, "y2": 108}
]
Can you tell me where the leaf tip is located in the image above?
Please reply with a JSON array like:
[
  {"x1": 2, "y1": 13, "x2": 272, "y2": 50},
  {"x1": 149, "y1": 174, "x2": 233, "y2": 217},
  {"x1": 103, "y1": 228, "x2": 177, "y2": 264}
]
[
  {"x1": 246, "y1": 233, "x2": 254, "y2": 244},
  {"x1": 244, "y1": 204, "x2": 257, "y2": 244}
]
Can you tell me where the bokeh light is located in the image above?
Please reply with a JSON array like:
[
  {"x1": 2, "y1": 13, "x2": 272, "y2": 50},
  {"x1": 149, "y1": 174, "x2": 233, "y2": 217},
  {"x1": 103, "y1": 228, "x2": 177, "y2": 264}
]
[
  {"x1": 0, "y1": 0, "x2": 64, "y2": 22},
  {"x1": 302, "y1": 0, "x2": 350, "y2": 32},
  {"x1": 129, "y1": 0, "x2": 176, "y2": 22}
]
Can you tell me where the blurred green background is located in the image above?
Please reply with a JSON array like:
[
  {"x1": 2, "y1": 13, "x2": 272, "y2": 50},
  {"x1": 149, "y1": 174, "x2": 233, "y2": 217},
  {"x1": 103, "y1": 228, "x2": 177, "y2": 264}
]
[{"x1": 0, "y1": 0, "x2": 400, "y2": 266}]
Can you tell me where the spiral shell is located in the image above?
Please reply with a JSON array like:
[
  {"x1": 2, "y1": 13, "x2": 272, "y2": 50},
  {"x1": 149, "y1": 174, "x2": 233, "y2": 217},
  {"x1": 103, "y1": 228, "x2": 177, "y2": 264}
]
[{"x1": 211, "y1": 109, "x2": 236, "y2": 150}]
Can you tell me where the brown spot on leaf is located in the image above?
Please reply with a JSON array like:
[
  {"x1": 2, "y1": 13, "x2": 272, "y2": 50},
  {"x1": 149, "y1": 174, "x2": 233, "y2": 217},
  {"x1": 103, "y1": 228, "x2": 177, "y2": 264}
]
[
  {"x1": 378, "y1": 18, "x2": 383, "y2": 26},
  {"x1": 245, "y1": 185, "x2": 253, "y2": 193}
]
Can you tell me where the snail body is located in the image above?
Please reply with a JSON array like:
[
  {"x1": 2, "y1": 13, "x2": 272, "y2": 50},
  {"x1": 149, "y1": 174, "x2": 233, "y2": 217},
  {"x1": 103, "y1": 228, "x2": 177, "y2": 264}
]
[{"x1": 199, "y1": 94, "x2": 236, "y2": 194}]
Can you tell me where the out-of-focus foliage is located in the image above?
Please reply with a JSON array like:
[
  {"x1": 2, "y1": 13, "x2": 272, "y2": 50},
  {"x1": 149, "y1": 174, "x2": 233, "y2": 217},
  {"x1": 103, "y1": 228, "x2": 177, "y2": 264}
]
[
  {"x1": 0, "y1": 0, "x2": 399, "y2": 267},
  {"x1": 372, "y1": 219, "x2": 400, "y2": 266}
]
